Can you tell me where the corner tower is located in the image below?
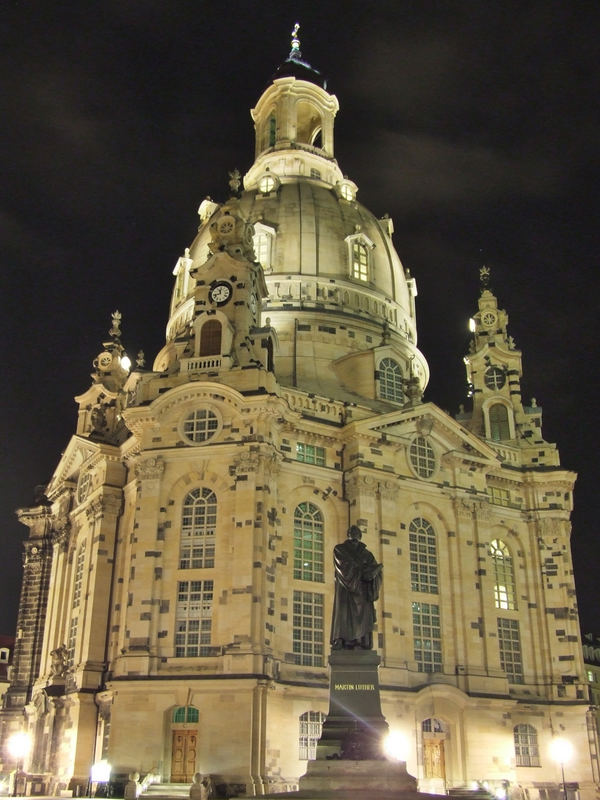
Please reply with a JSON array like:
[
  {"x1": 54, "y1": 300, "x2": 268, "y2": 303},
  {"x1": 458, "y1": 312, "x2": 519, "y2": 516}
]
[{"x1": 459, "y1": 266, "x2": 559, "y2": 468}]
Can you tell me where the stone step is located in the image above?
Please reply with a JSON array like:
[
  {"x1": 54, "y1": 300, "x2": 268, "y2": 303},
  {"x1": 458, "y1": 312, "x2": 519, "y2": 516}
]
[{"x1": 141, "y1": 783, "x2": 191, "y2": 799}]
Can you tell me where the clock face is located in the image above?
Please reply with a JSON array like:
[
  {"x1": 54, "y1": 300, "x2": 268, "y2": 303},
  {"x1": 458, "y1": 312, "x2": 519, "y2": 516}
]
[
  {"x1": 218, "y1": 218, "x2": 234, "y2": 235},
  {"x1": 482, "y1": 311, "x2": 497, "y2": 327},
  {"x1": 209, "y1": 281, "x2": 232, "y2": 305},
  {"x1": 98, "y1": 351, "x2": 112, "y2": 369}
]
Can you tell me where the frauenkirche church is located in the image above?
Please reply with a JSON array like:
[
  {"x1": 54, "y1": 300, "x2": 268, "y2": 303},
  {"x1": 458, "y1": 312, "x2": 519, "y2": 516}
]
[{"x1": 1, "y1": 30, "x2": 596, "y2": 798}]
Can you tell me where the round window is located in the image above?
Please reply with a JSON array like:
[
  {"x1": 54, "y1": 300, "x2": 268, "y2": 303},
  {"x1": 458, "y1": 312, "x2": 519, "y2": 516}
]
[
  {"x1": 259, "y1": 175, "x2": 276, "y2": 194},
  {"x1": 484, "y1": 366, "x2": 506, "y2": 390},
  {"x1": 182, "y1": 408, "x2": 220, "y2": 444},
  {"x1": 340, "y1": 183, "x2": 354, "y2": 201},
  {"x1": 409, "y1": 436, "x2": 436, "y2": 479}
]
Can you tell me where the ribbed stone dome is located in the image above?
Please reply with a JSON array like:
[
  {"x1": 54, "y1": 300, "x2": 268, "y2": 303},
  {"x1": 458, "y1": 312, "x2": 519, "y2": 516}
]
[
  {"x1": 160, "y1": 68, "x2": 429, "y2": 403},
  {"x1": 237, "y1": 183, "x2": 413, "y2": 321}
]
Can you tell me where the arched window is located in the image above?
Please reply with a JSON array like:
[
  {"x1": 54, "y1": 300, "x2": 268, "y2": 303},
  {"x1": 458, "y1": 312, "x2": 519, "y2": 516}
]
[
  {"x1": 379, "y1": 358, "x2": 404, "y2": 403},
  {"x1": 514, "y1": 724, "x2": 540, "y2": 767},
  {"x1": 409, "y1": 518, "x2": 438, "y2": 594},
  {"x1": 293, "y1": 502, "x2": 324, "y2": 582},
  {"x1": 299, "y1": 711, "x2": 325, "y2": 760},
  {"x1": 173, "y1": 706, "x2": 199, "y2": 723},
  {"x1": 253, "y1": 224, "x2": 275, "y2": 270},
  {"x1": 180, "y1": 488, "x2": 217, "y2": 569},
  {"x1": 489, "y1": 403, "x2": 510, "y2": 441},
  {"x1": 296, "y1": 101, "x2": 321, "y2": 146},
  {"x1": 200, "y1": 320, "x2": 222, "y2": 356},
  {"x1": 490, "y1": 539, "x2": 516, "y2": 610},
  {"x1": 351, "y1": 241, "x2": 369, "y2": 281}
]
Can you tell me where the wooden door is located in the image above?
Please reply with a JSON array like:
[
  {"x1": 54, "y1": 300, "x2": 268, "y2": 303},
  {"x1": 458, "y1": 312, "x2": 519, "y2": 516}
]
[
  {"x1": 171, "y1": 730, "x2": 197, "y2": 782},
  {"x1": 424, "y1": 739, "x2": 445, "y2": 779}
]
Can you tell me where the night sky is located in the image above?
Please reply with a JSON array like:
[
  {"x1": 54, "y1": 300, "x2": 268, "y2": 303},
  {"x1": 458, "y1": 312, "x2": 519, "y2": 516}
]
[{"x1": 1, "y1": 2, "x2": 598, "y2": 634}]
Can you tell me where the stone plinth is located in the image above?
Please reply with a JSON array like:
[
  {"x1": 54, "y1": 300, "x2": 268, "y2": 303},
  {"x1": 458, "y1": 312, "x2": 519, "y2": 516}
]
[
  {"x1": 299, "y1": 758, "x2": 417, "y2": 793},
  {"x1": 316, "y1": 649, "x2": 388, "y2": 760}
]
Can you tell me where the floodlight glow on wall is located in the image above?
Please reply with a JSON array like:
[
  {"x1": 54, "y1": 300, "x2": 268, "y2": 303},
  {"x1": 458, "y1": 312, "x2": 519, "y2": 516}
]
[
  {"x1": 90, "y1": 759, "x2": 111, "y2": 783},
  {"x1": 382, "y1": 730, "x2": 409, "y2": 762},
  {"x1": 7, "y1": 732, "x2": 30, "y2": 760}
]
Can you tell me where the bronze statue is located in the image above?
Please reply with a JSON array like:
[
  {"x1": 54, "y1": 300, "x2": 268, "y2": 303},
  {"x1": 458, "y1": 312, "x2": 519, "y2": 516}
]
[{"x1": 331, "y1": 526, "x2": 383, "y2": 650}]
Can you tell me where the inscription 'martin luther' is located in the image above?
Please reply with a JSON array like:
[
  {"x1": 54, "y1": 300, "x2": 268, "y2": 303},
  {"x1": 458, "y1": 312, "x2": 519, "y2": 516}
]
[{"x1": 334, "y1": 683, "x2": 376, "y2": 691}]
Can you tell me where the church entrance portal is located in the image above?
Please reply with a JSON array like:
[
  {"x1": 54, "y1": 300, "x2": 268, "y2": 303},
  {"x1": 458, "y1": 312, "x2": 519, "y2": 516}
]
[{"x1": 171, "y1": 730, "x2": 197, "y2": 782}]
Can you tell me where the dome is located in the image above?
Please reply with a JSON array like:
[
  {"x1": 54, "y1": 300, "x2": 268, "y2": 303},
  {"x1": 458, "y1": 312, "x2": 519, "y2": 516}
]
[{"x1": 159, "y1": 63, "x2": 429, "y2": 403}]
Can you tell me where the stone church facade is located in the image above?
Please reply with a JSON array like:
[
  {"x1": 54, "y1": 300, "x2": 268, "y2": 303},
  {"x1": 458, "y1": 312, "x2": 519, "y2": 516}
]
[{"x1": 1, "y1": 37, "x2": 597, "y2": 798}]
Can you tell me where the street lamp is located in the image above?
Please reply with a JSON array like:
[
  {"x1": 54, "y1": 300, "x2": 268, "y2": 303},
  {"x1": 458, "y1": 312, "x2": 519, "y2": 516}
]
[
  {"x1": 7, "y1": 731, "x2": 31, "y2": 797},
  {"x1": 90, "y1": 759, "x2": 112, "y2": 797},
  {"x1": 549, "y1": 737, "x2": 573, "y2": 800}
]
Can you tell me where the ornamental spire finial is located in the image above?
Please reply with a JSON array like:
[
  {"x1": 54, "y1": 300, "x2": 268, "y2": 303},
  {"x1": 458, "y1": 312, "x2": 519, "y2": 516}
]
[
  {"x1": 109, "y1": 309, "x2": 122, "y2": 340},
  {"x1": 289, "y1": 22, "x2": 301, "y2": 61},
  {"x1": 479, "y1": 264, "x2": 491, "y2": 291}
]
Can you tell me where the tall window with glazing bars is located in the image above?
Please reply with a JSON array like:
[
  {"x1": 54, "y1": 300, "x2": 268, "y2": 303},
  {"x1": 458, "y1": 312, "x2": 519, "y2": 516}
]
[
  {"x1": 292, "y1": 590, "x2": 324, "y2": 666},
  {"x1": 175, "y1": 580, "x2": 213, "y2": 657},
  {"x1": 409, "y1": 517, "x2": 438, "y2": 594},
  {"x1": 180, "y1": 488, "x2": 217, "y2": 569},
  {"x1": 293, "y1": 502, "x2": 324, "y2": 582},
  {"x1": 497, "y1": 617, "x2": 524, "y2": 683},
  {"x1": 490, "y1": 539, "x2": 516, "y2": 610},
  {"x1": 412, "y1": 601, "x2": 442, "y2": 673}
]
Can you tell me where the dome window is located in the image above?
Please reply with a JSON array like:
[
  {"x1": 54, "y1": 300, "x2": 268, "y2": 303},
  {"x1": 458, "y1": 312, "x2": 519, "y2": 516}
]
[
  {"x1": 258, "y1": 173, "x2": 278, "y2": 195},
  {"x1": 378, "y1": 357, "x2": 404, "y2": 403},
  {"x1": 253, "y1": 222, "x2": 276, "y2": 270},
  {"x1": 340, "y1": 184, "x2": 354, "y2": 201},
  {"x1": 336, "y1": 180, "x2": 357, "y2": 202},
  {"x1": 352, "y1": 242, "x2": 369, "y2": 281},
  {"x1": 268, "y1": 115, "x2": 276, "y2": 147},
  {"x1": 345, "y1": 232, "x2": 374, "y2": 283}
]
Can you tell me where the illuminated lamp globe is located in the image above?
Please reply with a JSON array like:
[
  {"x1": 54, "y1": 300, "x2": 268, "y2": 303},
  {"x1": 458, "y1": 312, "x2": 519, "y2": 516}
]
[
  {"x1": 7, "y1": 731, "x2": 31, "y2": 760},
  {"x1": 549, "y1": 736, "x2": 573, "y2": 765}
]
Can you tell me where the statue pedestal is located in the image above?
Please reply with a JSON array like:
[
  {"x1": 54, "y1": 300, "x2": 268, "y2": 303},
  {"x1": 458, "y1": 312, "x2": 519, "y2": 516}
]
[
  {"x1": 299, "y1": 758, "x2": 417, "y2": 794},
  {"x1": 241, "y1": 649, "x2": 443, "y2": 799},
  {"x1": 315, "y1": 649, "x2": 388, "y2": 760}
]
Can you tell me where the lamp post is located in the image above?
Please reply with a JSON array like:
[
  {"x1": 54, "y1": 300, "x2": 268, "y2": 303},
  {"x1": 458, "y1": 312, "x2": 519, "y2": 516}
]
[
  {"x1": 7, "y1": 731, "x2": 31, "y2": 797},
  {"x1": 549, "y1": 736, "x2": 573, "y2": 800}
]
